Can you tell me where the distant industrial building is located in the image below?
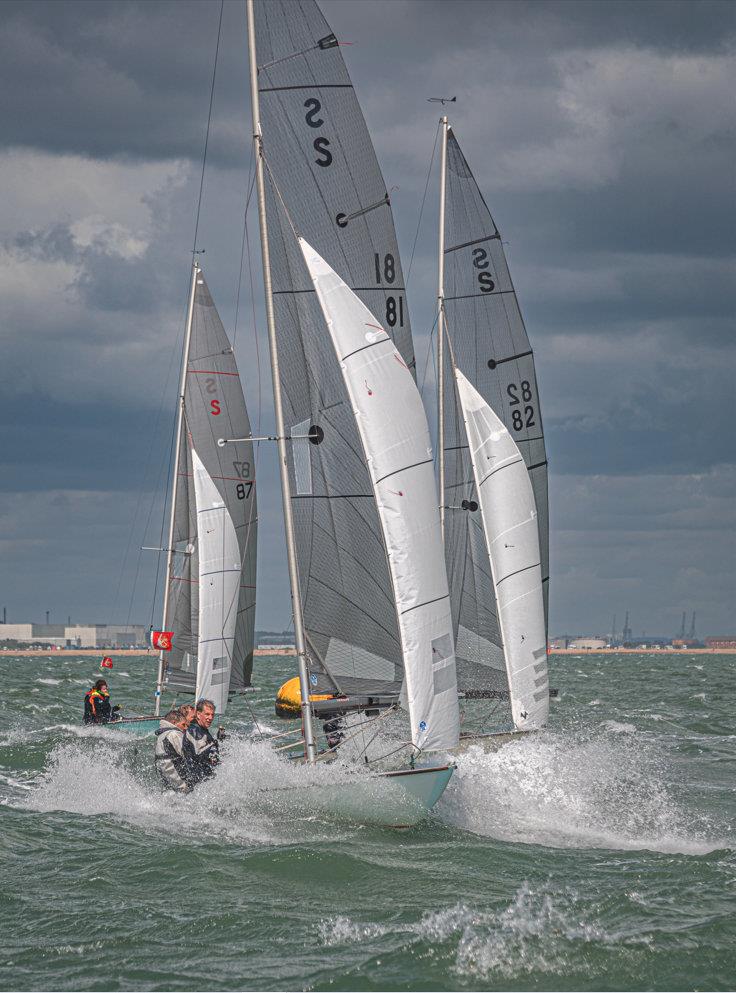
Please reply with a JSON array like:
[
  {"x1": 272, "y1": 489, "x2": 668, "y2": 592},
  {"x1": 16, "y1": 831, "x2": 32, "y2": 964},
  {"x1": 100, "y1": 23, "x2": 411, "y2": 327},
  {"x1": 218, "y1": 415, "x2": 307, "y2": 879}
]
[
  {"x1": 0, "y1": 623, "x2": 147, "y2": 648},
  {"x1": 567, "y1": 638, "x2": 608, "y2": 650},
  {"x1": 705, "y1": 636, "x2": 736, "y2": 649}
]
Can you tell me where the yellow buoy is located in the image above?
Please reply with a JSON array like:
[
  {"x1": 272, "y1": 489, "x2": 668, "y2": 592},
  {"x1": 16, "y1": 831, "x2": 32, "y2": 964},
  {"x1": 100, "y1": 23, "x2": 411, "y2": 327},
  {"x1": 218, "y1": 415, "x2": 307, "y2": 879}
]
[{"x1": 274, "y1": 676, "x2": 334, "y2": 719}]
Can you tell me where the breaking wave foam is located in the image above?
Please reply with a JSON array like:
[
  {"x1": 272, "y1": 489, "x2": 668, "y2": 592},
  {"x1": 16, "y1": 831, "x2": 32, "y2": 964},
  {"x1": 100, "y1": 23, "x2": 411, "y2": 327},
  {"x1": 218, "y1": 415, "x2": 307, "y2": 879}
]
[
  {"x1": 318, "y1": 883, "x2": 643, "y2": 979},
  {"x1": 19, "y1": 734, "x2": 406, "y2": 846},
  {"x1": 437, "y1": 729, "x2": 731, "y2": 854}
]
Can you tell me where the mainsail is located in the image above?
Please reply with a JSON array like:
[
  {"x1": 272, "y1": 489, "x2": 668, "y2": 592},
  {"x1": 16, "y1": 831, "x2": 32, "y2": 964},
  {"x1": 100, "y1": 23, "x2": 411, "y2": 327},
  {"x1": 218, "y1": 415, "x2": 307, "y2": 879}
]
[
  {"x1": 252, "y1": 0, "x2": 416, "y2": 698},
  {"x1": 454, "y1": 370, "x2": 548, "y2": 729},
  {"x1": 164, "y1": 269, "x2": 257, "y2": 715},
  {"x1": 300, "y1": 239, "x2": 459, "y2": 750},
  {"x1": 441, "y1": 128, "x2": 549, "y2": 714}
]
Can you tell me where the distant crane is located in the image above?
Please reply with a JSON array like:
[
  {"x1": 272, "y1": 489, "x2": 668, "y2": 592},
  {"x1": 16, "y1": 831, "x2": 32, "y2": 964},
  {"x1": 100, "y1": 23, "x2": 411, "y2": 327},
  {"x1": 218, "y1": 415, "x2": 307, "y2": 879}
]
[
  {"x1": 689, "y1": 611, "x2": 697, "y2": 640},
  {"x1": 679, "y1": 611, "x2": 687, "y2": 639},
  {"x1": 622, "y1": 611, "x2": 632, "y2": 643},
  {"x1": 611, "y1": 614, "x2": 617, "y2": 646}
]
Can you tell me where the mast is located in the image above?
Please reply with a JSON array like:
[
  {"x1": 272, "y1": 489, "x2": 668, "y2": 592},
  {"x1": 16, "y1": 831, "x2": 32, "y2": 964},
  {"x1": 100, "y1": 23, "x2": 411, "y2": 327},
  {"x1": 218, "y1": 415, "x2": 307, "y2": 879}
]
[
  {"x1": 154, "y1": 260, "x2": 199, "y2": 715},
  {"x1": 437, "y1": 115, "x2": 449, "y2": 541},
  {"x1": 246, "y1": 0, "x2": 317, "y2": 762}
]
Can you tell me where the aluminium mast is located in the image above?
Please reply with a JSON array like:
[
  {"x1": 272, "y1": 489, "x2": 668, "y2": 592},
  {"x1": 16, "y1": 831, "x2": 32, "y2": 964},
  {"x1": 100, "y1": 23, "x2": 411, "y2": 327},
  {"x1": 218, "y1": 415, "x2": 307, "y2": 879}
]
[{"x1": 246, "y1": 0, "x2": 317, "y2": 762}]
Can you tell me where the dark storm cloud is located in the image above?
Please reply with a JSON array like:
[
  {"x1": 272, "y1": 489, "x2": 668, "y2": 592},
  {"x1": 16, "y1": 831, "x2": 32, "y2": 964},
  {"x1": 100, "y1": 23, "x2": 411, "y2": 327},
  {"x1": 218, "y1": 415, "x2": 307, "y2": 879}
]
[
  {"x1": 1, "y1": 1, "x2": 734, "y2": 163},
  {"x1": 1, "y1": 0, "x2": 734, "y2": 633}
]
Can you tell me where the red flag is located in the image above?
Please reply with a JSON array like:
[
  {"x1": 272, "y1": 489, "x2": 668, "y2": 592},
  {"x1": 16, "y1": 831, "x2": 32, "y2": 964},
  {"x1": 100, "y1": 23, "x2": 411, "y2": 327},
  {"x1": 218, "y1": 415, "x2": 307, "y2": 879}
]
[
  {"x1": 151, "y1": 630, "x2": 173, "y2": 651},
  {"x1": 100, "y1": 656, "x2": 113, "y2": 669}
]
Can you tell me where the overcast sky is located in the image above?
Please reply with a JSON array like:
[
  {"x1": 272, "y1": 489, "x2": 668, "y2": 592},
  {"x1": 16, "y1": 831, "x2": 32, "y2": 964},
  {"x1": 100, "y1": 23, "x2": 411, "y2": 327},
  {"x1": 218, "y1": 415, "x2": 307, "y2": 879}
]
[{"x1": 1, "y1": 0, "x2": 734, "y2": 639}]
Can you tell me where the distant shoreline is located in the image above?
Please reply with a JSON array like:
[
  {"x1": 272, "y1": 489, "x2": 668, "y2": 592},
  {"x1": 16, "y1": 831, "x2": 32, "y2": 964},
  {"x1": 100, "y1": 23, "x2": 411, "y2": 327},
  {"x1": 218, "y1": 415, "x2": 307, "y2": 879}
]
[{"x1": 1, "y1": 647, "x2": 734, "y2": 657}]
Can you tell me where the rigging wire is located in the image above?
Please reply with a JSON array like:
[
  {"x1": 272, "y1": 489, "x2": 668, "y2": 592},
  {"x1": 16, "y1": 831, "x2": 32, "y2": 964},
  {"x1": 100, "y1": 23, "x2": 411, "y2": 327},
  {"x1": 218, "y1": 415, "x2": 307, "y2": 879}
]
[
  {"x1": 148, "y1": 0, "x2": 225, "y2": 629},
  {"x1": 191, "y1": 0, "x2": 225, "y2": 259},
  {"x1": 405, "y1": 118, "x2": 441, "y2": 288}
]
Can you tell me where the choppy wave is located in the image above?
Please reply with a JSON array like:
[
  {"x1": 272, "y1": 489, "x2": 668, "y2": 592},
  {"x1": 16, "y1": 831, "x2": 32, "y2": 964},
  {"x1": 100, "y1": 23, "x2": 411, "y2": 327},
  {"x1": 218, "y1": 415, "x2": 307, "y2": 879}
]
[
  {"x1": 437, "y1": 728, "x2": 732, "y2": 854},
  {"x1": 318, "y1": 882, "x2": 656, "y2": 980}
]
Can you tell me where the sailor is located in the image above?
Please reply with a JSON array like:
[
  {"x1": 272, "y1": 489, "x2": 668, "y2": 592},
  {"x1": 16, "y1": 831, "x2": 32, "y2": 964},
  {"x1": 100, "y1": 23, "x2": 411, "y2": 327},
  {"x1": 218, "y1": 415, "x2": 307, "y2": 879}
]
[
  {"x1": 178, "y1": 703, "x2": 196, "y2": 727},
  {"x1": 186, "y1": 698, "x2": 220, "y2": 782},
  {"x1": 323, "y1": 714, "x2": 346, "y2": 751},
  {"x1": 83, "y1": 679, "x2": 117, "y2": 725},
  {"x1": 154, "y1": 707, "x2": 197, "y2": 793}
]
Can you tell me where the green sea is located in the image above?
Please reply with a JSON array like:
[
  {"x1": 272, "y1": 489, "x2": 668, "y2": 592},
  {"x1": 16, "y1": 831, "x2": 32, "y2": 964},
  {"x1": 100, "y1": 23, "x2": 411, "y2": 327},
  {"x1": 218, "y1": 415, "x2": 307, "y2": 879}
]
[{"x1": 1, "y1": 651, "x2": 734, "y2": 992}]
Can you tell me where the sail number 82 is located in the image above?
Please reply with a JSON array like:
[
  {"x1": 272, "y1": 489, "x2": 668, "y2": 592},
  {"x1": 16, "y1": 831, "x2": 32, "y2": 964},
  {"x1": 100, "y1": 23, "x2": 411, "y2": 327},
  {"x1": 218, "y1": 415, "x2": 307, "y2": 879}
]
[{"x1": 507, "y1": 381, "x2": 535, "y2": 431}]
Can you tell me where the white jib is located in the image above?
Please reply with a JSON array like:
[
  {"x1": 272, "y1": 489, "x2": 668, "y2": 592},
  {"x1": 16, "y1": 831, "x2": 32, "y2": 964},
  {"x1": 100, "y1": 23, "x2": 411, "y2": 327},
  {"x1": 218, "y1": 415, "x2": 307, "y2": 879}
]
[
  {"x1": 299, "y1": 238, "x2": 459, "y2": 752},
  {"x1": 192, "y1": 447, "x2": 241, "y2": 718},
  {"x1": 454, "y1": 369, "x2": 549, "y2": 729}
]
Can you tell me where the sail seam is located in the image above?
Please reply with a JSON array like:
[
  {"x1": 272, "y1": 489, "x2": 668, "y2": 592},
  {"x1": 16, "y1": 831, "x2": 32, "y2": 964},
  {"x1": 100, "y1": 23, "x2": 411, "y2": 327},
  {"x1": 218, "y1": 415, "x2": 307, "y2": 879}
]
[
  {"x1": 293, "y1": 493, "x2": 373, "y2": 499},
  {"x1": 478, "y1": 456, "x2": 524, "y2": 488},
  {"x1": 444, "y1": 233, "x2": 500, "y2": 254},
  {"x1": 400, "y1": 593, "x2": 449, "y2": 616},
  {"x1": 374, "y1": 458, "x2": 433, "y2": 486},
  {"x1": 187, "y1": 369, "x2": 240, "y2": 376},
  {"x1": 259, "y1": 84, "x2": 353, "y2": 92},
  {"x1": 341, "y1": 338, "x2": 387, "y2": 363},
  {"x1": 445, "y1": 290, "x2": 516, "y2": 302},
  {"x1": 496, "y1": 562, "x2": 541, "y2": 586}
]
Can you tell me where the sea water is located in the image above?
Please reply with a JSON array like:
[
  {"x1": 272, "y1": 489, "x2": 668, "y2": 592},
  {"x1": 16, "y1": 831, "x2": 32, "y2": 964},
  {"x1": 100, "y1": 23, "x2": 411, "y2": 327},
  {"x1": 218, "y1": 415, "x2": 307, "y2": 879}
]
[{"x1": 0, "y1": 652, "x2": 734, "y2": 991}]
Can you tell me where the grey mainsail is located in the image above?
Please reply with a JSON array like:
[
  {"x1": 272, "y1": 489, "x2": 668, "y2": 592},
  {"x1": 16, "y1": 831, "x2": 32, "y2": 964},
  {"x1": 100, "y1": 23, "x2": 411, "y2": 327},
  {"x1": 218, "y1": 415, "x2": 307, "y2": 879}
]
[
  {"x1": 442, "y1": 128, "x2": 549, "y2": 701},
  {"x1": 165, "y1": 270, "x2": 257, "y2": 702},
  {"x1": 253, "y1": 0, "x2": 416, "y2": 696}
]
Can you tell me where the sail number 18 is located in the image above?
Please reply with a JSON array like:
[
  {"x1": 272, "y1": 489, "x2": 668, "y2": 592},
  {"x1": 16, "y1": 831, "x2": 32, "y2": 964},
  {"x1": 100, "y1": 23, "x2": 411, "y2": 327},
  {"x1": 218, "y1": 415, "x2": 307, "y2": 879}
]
[{"x1": 374, "y1": 253, "x2": 404, "y2": 327}]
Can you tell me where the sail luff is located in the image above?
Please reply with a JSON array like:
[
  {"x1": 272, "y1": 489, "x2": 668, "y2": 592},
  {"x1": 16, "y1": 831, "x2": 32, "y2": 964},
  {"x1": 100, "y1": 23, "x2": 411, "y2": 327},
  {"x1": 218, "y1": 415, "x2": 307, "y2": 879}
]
[
  {"x1": 454, "y1": 369, "x2": 548, "y2": 729},
  {"x1": 300, "y1": 238, "x2": 460, "y2": 751},
  {"x1": 247, "y1": 0, "x2": 318, "y2": 762},
  {"x1": 155, "y1": 260, "x2": 199, "y2": 714}
]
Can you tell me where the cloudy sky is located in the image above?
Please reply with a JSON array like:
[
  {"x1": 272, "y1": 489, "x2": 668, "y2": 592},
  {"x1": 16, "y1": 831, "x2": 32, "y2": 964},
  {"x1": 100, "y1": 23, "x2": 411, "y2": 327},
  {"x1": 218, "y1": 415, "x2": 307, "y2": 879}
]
[{"x1": 1, "y1": 0, "x2": 734, "y2": 639}]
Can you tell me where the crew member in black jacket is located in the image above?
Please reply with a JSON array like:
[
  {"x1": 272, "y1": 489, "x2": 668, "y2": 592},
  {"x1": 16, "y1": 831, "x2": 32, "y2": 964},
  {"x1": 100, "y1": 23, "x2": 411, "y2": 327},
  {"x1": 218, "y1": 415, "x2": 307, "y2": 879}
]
[
  {"x1": 187, "y1": 698, "x2": 220, "y2": 782},
  {"x1": 83, "y1": 679, "x2": 117, "y2": 724}
]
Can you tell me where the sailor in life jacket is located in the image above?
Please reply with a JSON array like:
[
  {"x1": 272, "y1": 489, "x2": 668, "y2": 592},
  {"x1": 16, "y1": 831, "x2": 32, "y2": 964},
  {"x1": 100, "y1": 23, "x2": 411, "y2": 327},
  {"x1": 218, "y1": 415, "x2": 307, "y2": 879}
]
[
  {"x1": 83, "y1": 679, "x2": 118, "y2": 725},
  {"x1": 155, "y1": 707, "x2": 198, "y2": 793},
  {"x1": 186, "y1": 699, "x2": 220, "y2": 783}
]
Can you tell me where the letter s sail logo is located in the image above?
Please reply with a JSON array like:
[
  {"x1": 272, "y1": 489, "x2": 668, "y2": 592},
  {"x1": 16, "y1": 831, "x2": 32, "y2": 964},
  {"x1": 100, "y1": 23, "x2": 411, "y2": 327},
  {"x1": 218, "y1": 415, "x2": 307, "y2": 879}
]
[{"x1": 210, "y1": 400, "x2": 221, "y2": 416}]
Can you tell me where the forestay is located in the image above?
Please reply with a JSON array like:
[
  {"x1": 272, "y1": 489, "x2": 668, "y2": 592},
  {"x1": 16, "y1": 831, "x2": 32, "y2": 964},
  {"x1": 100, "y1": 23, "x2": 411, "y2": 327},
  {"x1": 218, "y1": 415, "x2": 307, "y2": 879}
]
[
  {"x1": 301, "y1": 239, "x2": 459, "y2": 750},
  {"x1": 442, "y1": 128, "x2": 549, "y2": 706},
  {"x1": 165, "y1": 270, "x2": 257, "y2": 714},
  {"x1": 253, "y1": 0, "x2": 416, "y2": 697},
  {"x1": 455, "y1": 370, "x2": 548, "y2": 729}
]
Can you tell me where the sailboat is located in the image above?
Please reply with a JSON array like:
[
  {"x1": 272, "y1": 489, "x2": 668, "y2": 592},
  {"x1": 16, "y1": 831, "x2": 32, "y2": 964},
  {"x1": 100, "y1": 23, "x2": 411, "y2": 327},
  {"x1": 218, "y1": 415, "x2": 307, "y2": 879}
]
[
  {"x1": 434, "y1": 118, "x2": 551, "y2": 745},
  {"x1": 116, "y1": 262, "x2": 258, "y2": 732},
  {"x1": 243, "y1": 0, "x2": 459, "y2": 820}
]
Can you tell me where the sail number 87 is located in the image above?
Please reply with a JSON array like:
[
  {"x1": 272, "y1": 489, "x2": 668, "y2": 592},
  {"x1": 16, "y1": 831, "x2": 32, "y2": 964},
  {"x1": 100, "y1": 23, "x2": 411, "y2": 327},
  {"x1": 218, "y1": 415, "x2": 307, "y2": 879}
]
[{"x1": 507, "y1": 381, "x2": 535, "y2": 431}]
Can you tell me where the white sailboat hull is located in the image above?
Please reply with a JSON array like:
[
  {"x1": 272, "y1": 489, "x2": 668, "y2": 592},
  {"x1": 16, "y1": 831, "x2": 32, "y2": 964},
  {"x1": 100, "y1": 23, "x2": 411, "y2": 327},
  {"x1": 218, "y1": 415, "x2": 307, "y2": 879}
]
[{"x1": 264, "y1": 764, "x2": 454, "y2": 828}]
